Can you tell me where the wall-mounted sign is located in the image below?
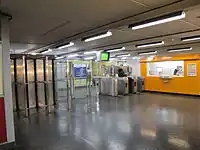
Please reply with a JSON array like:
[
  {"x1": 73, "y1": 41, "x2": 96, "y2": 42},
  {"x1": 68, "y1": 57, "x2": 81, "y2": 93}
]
[
  {"x1": 187, "y1": 63, "x2": 196, "y2": 76},
  {"x1": 74, "y1": 64, "x2": 87, "y2": 78}
]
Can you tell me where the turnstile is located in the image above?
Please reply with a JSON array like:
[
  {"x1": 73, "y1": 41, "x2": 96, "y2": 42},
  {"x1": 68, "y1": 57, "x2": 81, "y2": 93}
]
[{"x1": 10, "y1": 54, "x2": 56, "y2": 112}]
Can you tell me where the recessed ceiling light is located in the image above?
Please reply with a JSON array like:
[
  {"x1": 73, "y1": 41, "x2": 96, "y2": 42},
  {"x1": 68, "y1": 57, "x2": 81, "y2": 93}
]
[
  {"x1": 55, "y1": 56, "x2": 65, "y2": 60},
  {"x1": 83, "y1": 31, "x2": 112, "y2": 42},
  {"x1": 117, "y1": 54, "x2": 131, "y2": 57},
  {"x1": 84, "y1": 56, "x2": 94, "y2": 60},
  {"x1": 30, "y1": 53, "x2": 38, "y2": 55},
  {"x1": 167, "y1": 47, "x2": 192, "y2": 52},
  {"x1": 57, "y1": 42, "x2": 74, "y2": 49},
  {"x1": 107, "y1": 47, "x2": 125, "y2": 52},
  {"x1": 67, "y1": 54, "x2": 78, "y2": 58},
  {"x1": 129, "y1": 11, "x2": 185, "y2": 30},
  {"x1": 84, "y1": 51, "x2": 97, "y2": 55},
  {"x1": 136, "y1": 41, "x2": 164, "y2": 48},
  {"x1": 138, "y1": 51, "x2": 157, "y2": 55},
  {"x1": 41, "y1": 49, "x2": 52, "y2": 54},
  {"x1": 181, "y1": 35, "x2": 200, "y2": 42}
]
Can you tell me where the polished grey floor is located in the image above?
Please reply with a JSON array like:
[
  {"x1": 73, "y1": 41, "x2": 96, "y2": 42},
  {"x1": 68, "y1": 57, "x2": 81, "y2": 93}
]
[{"x1": 11, "y1": 92, "x2": 200, "y2": 149}]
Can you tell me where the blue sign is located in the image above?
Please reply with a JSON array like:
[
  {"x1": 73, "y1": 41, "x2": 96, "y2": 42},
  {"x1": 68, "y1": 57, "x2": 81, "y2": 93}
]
[{"x1": 74, "y1": 64, "x2": 87, "y2": 78}]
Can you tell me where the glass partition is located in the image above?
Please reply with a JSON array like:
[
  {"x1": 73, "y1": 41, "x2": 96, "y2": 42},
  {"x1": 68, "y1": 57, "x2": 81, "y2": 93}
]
[{"x1": 147, "y1": 61, "x2": 184, "y2": 77}]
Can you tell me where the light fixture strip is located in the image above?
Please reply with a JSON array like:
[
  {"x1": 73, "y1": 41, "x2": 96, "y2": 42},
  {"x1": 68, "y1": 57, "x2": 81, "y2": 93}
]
[
  {"x1": 107, "y1": 47, "x2": 125, "y2": 52},
  {"x1": 41, "y1": 49, "x2": 52, "y2": 54},
  {"x1": 167, "y1": 47, "x2": 192, "y2": 52},
  {"x1": 84, "y1": 51, "x2": 97, "y2": 55},
  {"x1": 138, "y1": 51, "x2": 157, "y2": 56},
  {"x1": 84, "y1": 56, "x2": 94, "y2": 60},
  {"x1": 56, "y1": 56, "x2": 64, "y2": 60},
  {"x1": 130, "y1": 11, "x2": 185, "y2": 30},
  {"x1": 67, "y1": 54, "x2": 78, "y2": 58},
  {"x1": 181, "y1": 35, "x2": 200, "y2": 42},
  {"x1": 136, "y1": 41, "x2": 164, "y2": 48},
  {"x1": 58, "y1": 42, "x2": 74, "y2": 49},
  {"x1": 117, "y1": 54, "x2": 131, "y2": 57},
  {"x1": 84, "y1": 31, "x2": 112, "y2": 42}
]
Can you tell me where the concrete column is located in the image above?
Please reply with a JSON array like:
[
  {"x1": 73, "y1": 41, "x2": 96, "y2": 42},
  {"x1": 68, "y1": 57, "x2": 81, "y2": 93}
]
[{"x1": 1, "y1": 18, "x2": 15, "y2": 143}]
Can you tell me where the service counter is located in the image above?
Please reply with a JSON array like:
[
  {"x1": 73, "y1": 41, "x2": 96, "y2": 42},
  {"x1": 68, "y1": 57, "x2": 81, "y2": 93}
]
[{"x1": 140, "y1": 54, "x2": 200, "y2": 95}]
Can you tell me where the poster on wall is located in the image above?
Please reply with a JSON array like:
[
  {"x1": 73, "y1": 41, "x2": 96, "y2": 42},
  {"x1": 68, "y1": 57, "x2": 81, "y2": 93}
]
[
  {"x1": 187, "y1": 63, "x2": 197, "y2": 76},
  {"x1": 74, "y1": 64, "x2": 87, "y2": 78}
]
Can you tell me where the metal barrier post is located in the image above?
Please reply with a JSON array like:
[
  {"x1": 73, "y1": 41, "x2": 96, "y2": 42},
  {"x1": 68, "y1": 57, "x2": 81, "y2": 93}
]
[
  {"x1": 45, "y1": 56, "x2": 51, "y2": 113},
  {"x1": 23, "y1": 56, "x2": 28, "y2": 117},
  {"x1": 66, "y1": 60, "x2": 71, "y2": 110}
]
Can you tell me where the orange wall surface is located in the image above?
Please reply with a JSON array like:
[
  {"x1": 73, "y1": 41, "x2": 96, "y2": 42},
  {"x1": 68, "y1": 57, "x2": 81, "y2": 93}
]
[{"x1": 141, "y1": 55, "x2": 200, "y2": 95}]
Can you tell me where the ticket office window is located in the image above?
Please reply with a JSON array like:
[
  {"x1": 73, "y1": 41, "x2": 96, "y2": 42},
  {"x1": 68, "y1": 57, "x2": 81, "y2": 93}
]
[{"x1": 147, "y1": 61, "x2": 184, "y2": 77}]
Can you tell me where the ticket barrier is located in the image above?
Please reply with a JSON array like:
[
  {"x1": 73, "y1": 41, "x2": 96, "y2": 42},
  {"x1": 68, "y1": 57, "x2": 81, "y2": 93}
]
[
  {"x1": 128, "y1": 76, "x2": 137, "y2": 94},
  {"x1": 137, "y1": 76, "x2": 144, "y2": 92},
  {"x1": 100, "y1": 77, "x2": 118, "y2": 96},
  {"x1": 10, "y1": 55, "x2": 56, "y2": 116}
]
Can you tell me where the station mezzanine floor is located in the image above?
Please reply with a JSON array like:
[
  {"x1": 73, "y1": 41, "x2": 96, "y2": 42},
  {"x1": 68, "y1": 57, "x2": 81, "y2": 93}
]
[{"x1": 8, "y1": 91, "x2": 200, "y2": 150}]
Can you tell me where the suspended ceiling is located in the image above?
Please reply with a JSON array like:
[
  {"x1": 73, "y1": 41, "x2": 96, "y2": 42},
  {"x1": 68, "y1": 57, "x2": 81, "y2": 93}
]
[{"x1": 1, "y1": 0, "x2": 200, "y2": 56}]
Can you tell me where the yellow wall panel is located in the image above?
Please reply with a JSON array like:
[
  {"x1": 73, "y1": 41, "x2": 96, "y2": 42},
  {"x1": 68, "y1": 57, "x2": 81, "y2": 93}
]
[{"x1": 141, "y1": 55, "x2": 200, "y2": 95}]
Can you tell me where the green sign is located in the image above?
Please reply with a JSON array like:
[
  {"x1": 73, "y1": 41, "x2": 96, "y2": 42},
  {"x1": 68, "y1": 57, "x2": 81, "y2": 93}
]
[{"x1": 100, "y1": 52, "x2": 109, "y2": 61}]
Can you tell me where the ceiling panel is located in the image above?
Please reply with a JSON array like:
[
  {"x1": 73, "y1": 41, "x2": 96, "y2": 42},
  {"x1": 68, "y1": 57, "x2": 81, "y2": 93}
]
[
  {"x1": 2, "y1": 0, "x2": 149, "y2": 44},
  {"x1": 136, "y1": 0, "x2": 180, "y2": 7}
]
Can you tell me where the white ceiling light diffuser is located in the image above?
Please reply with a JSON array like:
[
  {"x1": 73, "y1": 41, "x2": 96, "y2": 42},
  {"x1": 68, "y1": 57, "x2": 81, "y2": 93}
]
[
  {"x1": 117, "y1": 54, "x2": 131, "y2": 57},
  {"x1": 41, "y1": 49, "x2": 52, "y2": 54},
  {"x1": 136, "y1": 41, "x2": 164, "y2": 48},
  {"x1": 167, "y1": 47, "x2": 192, "y2": 52},
  {"x1": 107, "y1": 47, "x2": 125, "y2": 52},
  {"x1": 67, "y1": 54, "x2": 79, "y2": 58},
  {"x1": 58, "y1": 42, "x2": 74, "y2": 50},
  {"x1": 84, "y1": 56, "x2": 94, "y2": 60},
  {"x1": 129, "y1": 11, "x2": 185, "y2": 30},
  {"x1": 181, "y1": 35, "x2": 200, "y2": 42},
  {"x1": 84, "y1": 51, "x2": 97, "y2": 55},
  {"x1": 83, "y1": 31, "x2": 112, "y2": 42},
  {"x1": 138, "y1": 51, "x2": 157, "y2": 55},
  {"x1": 56, "y1": 56, "x2": 64, "y2": 60},
  {"x1": 30, "y1": 53, "x2": 38, "y2": 55}
]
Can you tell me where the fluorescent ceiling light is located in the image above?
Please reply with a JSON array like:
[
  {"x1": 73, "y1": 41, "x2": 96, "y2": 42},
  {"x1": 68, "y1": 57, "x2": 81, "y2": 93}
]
[
  {"x1": 136, "y1": 41, "x2": 164, "y2": 48},
  {"x1": 84, "y1": 31, "x2": 112, "y2": 42},
  {"x1": 117, "y1": 54, "x2": 131, "y2": 57},
  {"x1": 129, "y1": 11, "x2": 185, "y2": 30},
  {"x1": 30, "y1": 53, "x2": 38, "y2": 55},
  {"x1": 181, "y1": 35, "x2": 200, "y2": 42},
  {"x1": 107, "y1": 47, "x2": 125, "y2": 52},
  {"x1": 58, "y1": 42, "x2": 74, "y2": 49},
  {"x1": 67, "y1": 54, "x2": 78, "y2": 58},
  {"x1": 41, "y1": 49, "x2": 52, "y2": 54},
  {"x1": 84, "y1": 56, "x2": 94, "y2": 60},
  {"x1": 167, "y1": 47, "x2": 192, "y2": 52},
  {"x1": 121, "y1": 57, "x2": 128, "y2": 60},
  {"x1": 84, "y1": 51, "x2": 97, "y2": 55},
  {"x1": 109, "y1": 58, "x2": 116, "y2": 61},
  {"x1": 56, "y1": 56, "x2": 64, "y2": 60},
  {"x1": 138, "y1": 51, "x2": 157, "y2": 55}
]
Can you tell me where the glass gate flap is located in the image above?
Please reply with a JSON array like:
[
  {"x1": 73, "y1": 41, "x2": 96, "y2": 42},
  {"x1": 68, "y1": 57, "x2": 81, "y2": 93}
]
[
  {"x1": 27, "y1": 60, "x2": 36, "y2": 108},
  {"x1": 16, "y1": 59, "x2": 25, "y2": 110},
  {"x1": 36, "y1": 60, "x2": 45, "y2": 107}
]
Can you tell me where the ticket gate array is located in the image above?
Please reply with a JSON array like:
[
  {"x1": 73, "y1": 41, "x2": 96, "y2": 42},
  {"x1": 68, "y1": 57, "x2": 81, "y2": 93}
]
[{"x1": 10, "y1": 54, "x2": 56, "y2": 114}]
